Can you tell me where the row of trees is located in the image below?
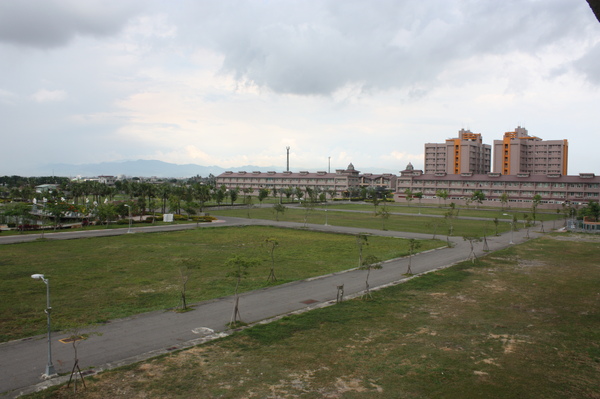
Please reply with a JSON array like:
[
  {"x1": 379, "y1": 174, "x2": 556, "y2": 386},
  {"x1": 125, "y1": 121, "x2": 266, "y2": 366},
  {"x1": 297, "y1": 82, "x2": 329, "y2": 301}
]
[
  {"x1": 2, "y1": 174, "x2": 390, "y2": 204},
  {"x1": 404, "y1": 188, "x2": 487, "y2": 209},
  {"x1": 256, "y1": 185, "x2": 391, "y2": 204},
  {"x1": 0, "y1": 175, "x2": 69, "y2": 189},
  {"x1": 401, "y1": 188, "x2": 585, "y2": 223},
  {"x1": 404, "y1": 188, "x2": 551, "y2": 217},
  {"x1": 1, "y1": 178, "x2": 383, "y2": 230},
  {"x1": 221, "y1": 232, "x2": 423, "y2": 326}
]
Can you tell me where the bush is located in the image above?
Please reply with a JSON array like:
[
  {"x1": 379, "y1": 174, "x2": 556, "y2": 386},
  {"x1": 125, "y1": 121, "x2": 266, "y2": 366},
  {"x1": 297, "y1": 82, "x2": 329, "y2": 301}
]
[
  {"x1": 17, "y1": 224, "x2": 40, "y2": 231},
  {"x1": 190, "y1": 215, "x2": 217, "y2": 223}
]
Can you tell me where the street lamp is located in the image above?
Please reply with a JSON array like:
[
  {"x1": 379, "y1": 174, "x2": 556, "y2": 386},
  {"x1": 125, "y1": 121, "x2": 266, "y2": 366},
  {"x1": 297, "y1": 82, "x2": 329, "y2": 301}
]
[
  {"x1": 504, "y1": 213, "x2": 514, "y2": 244},
  {"x1": 31, "y1": 274, "x2": 57, "y2": 379},
  {"x1": 124, "y1": 204, "x2": 132, "y2": 233}
]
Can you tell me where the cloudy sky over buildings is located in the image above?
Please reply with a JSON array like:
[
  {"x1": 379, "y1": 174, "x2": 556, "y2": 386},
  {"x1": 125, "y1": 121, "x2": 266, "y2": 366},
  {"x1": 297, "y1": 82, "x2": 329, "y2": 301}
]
[{"x1": 1, "y1": 0, "x2": 599, "y2": 176}]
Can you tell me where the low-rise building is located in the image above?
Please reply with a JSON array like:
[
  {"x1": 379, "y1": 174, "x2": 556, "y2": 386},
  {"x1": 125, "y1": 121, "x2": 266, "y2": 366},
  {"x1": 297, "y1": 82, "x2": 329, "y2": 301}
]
[
  {"x1": 35, "y1": 184, "x2": 60, "y2": 193},
  {"x1": 216, "y1": 163, "x2": 396, "y2": 197},
  {"x1": 98, "y1": 175, "x2": 117, "y2": 185},
  {"x1": 395, "y1": 163, "x2": 599, "y2": 209}
]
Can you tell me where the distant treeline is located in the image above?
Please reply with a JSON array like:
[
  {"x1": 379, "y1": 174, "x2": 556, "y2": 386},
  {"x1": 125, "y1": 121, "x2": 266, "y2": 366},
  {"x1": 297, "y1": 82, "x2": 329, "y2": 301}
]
[{"x1": 0, "y1": 176, "x2": 70, "y2": 188}]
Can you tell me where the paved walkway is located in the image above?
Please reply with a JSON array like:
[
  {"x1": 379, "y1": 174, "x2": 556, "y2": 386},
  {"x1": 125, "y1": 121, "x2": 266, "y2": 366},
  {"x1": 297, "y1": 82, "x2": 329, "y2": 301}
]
[{"x1": 0, "y1": 216, "x2": 552, "y2": 398}]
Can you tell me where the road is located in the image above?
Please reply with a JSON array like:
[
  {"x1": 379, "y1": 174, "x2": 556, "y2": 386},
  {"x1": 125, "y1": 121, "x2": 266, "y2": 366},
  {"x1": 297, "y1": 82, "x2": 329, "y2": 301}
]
[{"x1": 0, "y1": 215, "x2": 551, "y2": 398}]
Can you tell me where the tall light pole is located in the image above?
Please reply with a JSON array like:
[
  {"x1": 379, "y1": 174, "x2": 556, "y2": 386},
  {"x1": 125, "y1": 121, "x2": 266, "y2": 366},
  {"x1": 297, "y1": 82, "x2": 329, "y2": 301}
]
[
  {"x1": 125, "y1": 204, "x2": 132, "y2": 233},
  {"x1": 504, "y1": 213, "x2": 514, "y2": 244},
  {"x1": 31, "y1": 274, "x2": 57, "y2": 379}
]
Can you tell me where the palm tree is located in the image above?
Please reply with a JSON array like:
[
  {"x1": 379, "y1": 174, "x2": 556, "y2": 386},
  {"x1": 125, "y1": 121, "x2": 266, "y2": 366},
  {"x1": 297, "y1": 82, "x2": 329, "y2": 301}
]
[
  {"x1": 193, "y1": 183, "x2": 212, "y2": 213},
  {"x1": 404, "y1": 188, "x2": 414, "y2": 206},
  {"x1": 436, "y1": 189, "x2": 448, "y2": 207},
  {"x1": 414, "y1": 192, "x2": 423, "y2": 214},
  {"x1": 157, "y1": 183, "x2": 172, "y2": 213},
  {"x1": 500, "y1": 192, "x2": 509, "y2": 211}
]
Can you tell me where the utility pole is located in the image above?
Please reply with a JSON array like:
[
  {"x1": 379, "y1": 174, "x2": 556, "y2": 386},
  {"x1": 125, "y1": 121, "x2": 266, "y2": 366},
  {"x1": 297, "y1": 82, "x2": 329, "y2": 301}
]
[{"x1": 31, "y1": 274, "x2": 57, "y2": 379}]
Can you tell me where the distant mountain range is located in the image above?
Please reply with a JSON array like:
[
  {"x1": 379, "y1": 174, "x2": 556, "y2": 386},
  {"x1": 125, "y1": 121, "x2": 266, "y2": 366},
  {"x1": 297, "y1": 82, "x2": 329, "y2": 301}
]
[
  {"x1": 40, "y1": 159, "x2": 399, "y2": 178},
  {"x1": 43, "y1": 160, "x2": 262, "y2": 178}
]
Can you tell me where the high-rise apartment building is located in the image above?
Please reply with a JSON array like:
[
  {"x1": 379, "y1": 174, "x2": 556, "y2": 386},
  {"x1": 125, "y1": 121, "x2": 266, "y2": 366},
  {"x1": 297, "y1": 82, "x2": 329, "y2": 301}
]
[
  {"x1": 492, "y1": 126, "x2": 568, "y2": 175},
  {"x1": 424, "y1": 129, "x2": 491, "y2": 175}
]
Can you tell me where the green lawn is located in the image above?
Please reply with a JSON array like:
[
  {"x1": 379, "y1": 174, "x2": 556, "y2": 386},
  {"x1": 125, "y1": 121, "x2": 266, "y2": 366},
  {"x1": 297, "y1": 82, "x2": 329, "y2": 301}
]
[
  {"x1": 29, "y1": 234, "x2": 600, "y2": 398},
  {"x1": 325, "y1": 202, "x2": 563, "y2": 221},
  {"x1": 212, "y1": 205, "x2": 527, "y2": 237},
  {"x1": 0, "y1": 226, "x2": 443, "y2": 342}
]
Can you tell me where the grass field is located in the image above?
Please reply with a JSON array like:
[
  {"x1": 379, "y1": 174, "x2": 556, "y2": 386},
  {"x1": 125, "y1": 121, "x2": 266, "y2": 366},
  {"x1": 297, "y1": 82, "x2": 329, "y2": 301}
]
[
  {"x1": 29, "y1": 233, "x2": 600, "y2": 398},
  {"x1": 324, "y1": 202, "x2": 563, "y2": 221},
  {"x1": 1, "y1": 200, "x2": 563, "y2": 238},
  {"x1": 0, "y1": 226, "x2": 443, "y2": 342},
  {"x1": 211, "y1": 205, "x2": 527, "y2": 237}
]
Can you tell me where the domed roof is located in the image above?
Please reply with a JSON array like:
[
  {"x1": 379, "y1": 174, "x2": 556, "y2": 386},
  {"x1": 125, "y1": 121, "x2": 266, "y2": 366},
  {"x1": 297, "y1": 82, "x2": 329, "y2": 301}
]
[{"x1": 405, "y1": 162, "x2": 414, "y2": 171}]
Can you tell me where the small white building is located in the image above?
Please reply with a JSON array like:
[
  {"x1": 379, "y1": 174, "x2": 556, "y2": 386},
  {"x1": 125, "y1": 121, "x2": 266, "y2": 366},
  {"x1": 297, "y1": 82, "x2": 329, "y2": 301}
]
[{"x1": 35, "y1": 184, "x2": 59, "y2": 193}]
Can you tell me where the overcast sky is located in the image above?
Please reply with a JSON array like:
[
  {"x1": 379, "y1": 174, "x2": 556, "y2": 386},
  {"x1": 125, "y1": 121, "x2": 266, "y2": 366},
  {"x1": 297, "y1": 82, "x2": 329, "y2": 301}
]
[{"x1": 1, "y1": 0, "x2": 599, "y2": 176}]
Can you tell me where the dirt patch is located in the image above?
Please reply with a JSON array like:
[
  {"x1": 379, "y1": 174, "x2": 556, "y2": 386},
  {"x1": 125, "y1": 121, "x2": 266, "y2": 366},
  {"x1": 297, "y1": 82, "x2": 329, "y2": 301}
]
[
  {"x1": 481, "y1": 358, "x2": 500, "y2": 366},
  {"x1": 321, "y1": 377, "x2": 383, "y2": 398},
  {"x1": 333, "y1": 377, "x2": 369, "y2": 393},
  {"x1": 481, "y1": 282, "x2": 507, "y2": 293},
  {"x1": 550, "y1": 234, "x2": 600, "y2": 243},
  {"x1": 137, "y1": 362, "x2": 162, "y2": 378},
  {"x1": 487, "y1": 333, "x2": 530, "y2": 354},
  {"x1": 416, "y1": 327, "x2": 438, "y2": 336},
  {"x1": 454, "y1": 294, "x2": 476, "y2": 302},
  {"x1": 517, "y1": 259, "x2": 546, "y2": 268}
]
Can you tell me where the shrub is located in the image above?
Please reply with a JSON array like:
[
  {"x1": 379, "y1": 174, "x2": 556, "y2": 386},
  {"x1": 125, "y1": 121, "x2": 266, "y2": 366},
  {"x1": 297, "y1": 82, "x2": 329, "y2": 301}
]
[
  {"x1": 17, "y1": 224, "x2": 40, "y2": 231},
  {"x1": 190, "y1": 215, "x2": 217, "y2": 222}
]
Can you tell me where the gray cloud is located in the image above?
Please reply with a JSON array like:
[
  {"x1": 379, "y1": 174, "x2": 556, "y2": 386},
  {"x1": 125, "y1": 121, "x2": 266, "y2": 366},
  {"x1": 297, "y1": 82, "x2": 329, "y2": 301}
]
[
  {"x1": 573, "y1": 42, "x2": 600, "y2": 84},
  {"x1": 178, "y1": 0, "x2": 595, "y2": 96},
  {"x1": 1, "y1": 0, "x2": 598, "y2": 175},
  {"x1": 0, "y1": 0, "x2": 143, "y2": 48}
]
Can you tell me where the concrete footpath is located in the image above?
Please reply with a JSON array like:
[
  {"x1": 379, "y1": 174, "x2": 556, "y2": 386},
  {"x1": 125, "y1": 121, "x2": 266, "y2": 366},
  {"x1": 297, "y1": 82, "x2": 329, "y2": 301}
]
[{"x1": 0, "y1": 217, "x2": 551, "y2": 398}]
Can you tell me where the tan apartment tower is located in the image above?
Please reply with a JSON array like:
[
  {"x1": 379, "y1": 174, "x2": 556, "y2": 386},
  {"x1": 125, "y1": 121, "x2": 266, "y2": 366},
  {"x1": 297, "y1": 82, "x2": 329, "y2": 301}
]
[
  {"x1": 424, "y1": 129, "x2": 491, "y2": 175},
  {"x1": 493, "y1": 126, "x2": 568, "y2": 175}
]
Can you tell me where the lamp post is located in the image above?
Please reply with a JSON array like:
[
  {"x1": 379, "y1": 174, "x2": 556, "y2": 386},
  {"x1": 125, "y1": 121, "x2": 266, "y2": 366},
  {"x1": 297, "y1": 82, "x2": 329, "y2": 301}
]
[
  {"x1": 504, "y1": 213, "x2": 514, "y2": 244},
  {"x1": 125, "y1": 204, "x2": 132, "y2": 233},
  {"x1": 31, "y1": 274, "x2": 57, "y2": 379}
]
